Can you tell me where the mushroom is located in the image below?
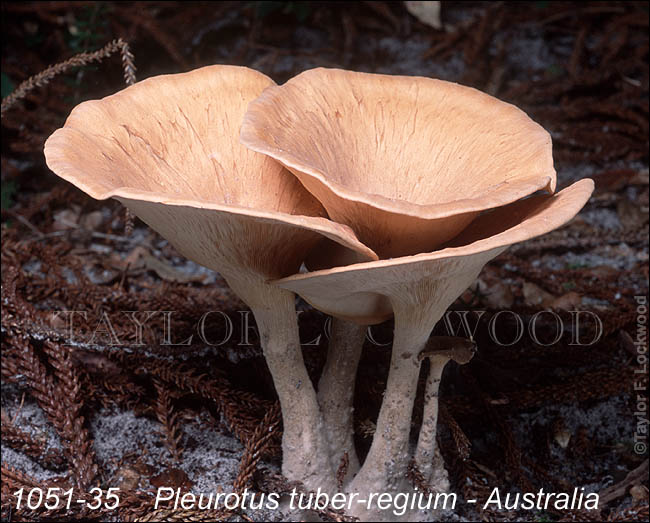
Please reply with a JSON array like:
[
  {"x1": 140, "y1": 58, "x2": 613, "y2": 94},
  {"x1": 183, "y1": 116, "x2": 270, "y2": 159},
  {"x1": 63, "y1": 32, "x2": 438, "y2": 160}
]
[
  {"x1": 241, "y1": 67, "x2": 556, "y2": 259},
  {"x1": 240, "y1": 68, "x2": 557, "y2": 487},
  {"x1": 414, "y1": 336, "x2": 476, "y2": 488},
  {"x1": 273, "y1": 180, "x2": 594, "y2": 519},
  {"x1": 43, "y1": 65, "x2": 378, "y2": 492},
  {"x1": 240, "y1": 67, "x2": 581, "y2": 513}
]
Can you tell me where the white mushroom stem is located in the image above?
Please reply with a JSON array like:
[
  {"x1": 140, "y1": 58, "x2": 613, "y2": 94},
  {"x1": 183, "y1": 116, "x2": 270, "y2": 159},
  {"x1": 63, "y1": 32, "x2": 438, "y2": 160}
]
[
  {"x1": 346, "y1": 279, "x2": 482, "y2": 521},
  {"x1": 414, "y1": 337, "x2": 476, "y2": 486},
  {"x1": 414, "y1": 354, "x2": 447, "y2": 483},
  {"x1": 347, "y1": 301, "x2": 443, "y2": 513},
  {"x1": 228, "y1": 279, "x2": 337, "y2": 493},
  {"x1": 317, "y1": 317, "x2": 367, "y2": 480}
]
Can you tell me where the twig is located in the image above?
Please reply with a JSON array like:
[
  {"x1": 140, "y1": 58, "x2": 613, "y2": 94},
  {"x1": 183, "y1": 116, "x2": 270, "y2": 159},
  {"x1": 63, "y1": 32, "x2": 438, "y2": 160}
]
[
  {"x1": 1, "y1": 209, "x2": 44, "y2": 237},
  {"x1": 599, "y1": 460, "x2": 649, "y2": 506}
]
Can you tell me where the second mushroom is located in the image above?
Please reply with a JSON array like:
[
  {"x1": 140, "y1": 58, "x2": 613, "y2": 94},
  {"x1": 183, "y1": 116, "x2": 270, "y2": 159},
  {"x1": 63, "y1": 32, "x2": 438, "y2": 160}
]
[{"x1": 244, "y1": 68, "x2": 594, "y2": 520}]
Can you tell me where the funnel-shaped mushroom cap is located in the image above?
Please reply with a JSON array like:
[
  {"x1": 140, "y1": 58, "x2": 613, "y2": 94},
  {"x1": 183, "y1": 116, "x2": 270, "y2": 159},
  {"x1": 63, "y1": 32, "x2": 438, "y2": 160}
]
[
  {"x1": 241, "y1": 68, "x2": 557, "y2": 258},
  {"x1": 274, "y1": 179, "x2": 593, "y2": 324},
  {"x1": 44, "y1": 65, "x2": 377, "y2": 288}
]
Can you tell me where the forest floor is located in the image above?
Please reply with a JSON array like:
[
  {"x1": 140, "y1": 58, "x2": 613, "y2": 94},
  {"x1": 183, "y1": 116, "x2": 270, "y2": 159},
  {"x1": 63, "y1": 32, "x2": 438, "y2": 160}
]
[{"x1": 1, "y1": 2, "x2": 649, "y2": 522}]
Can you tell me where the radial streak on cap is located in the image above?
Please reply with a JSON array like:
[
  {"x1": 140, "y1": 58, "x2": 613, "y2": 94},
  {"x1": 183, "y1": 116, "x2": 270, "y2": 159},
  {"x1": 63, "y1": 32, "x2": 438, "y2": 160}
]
[{"x1": 242, "y1": 67, "x2": 557, "y2": 259}]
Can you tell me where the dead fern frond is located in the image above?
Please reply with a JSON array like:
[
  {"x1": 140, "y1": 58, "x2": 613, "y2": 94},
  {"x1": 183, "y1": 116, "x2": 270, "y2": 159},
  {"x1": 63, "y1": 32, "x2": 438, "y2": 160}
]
[
  {"x1": 439, "y1": 403, "x2": 471, "y2": 460},
  {"x1": 110, "y1": 351, "x2": 279, "y2": 452},
  {"x1": 41, "y1": 340, "x2": 98, "y2": 490},
  {"x1": 133, "y1": 507, "x2": 233, "y2": 522},
  {"x1": 153, "y1": 379, "x2": 184, "y2": 463},
  {"x1": 407, "y1": 460, "x2": 432, "y2": 495},
  {"x1": 1, "y1": 38, "x2": 135, "y2": 115},
  {"x1": 1, "y1": 410, "x2": 65, "y2": 470},
  {"x1": 233, "y1": 402, "x2": 281, "y2": 494},
  {"x1": 336, "y1": 452, "x2": 350, "y2": 491}
]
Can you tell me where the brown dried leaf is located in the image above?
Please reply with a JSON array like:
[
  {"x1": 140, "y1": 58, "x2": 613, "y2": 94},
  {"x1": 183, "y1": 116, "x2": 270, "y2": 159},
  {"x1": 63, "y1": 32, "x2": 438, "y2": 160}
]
[
  {"x1": 150, "y1": 468, "x2": 192, "y2": 490},
  {"x1": 630, "y1": 485, "x2": 649, "y2": 502},
  {"x1": 550, "y1": 291, "x2": 582, "y2": 311},
  {"x1": 523, "y1": 281, "x2": 556, "y2": 307},
  {"x1": 478, "y1": 277, "x2": 514, "y2": 309}
]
